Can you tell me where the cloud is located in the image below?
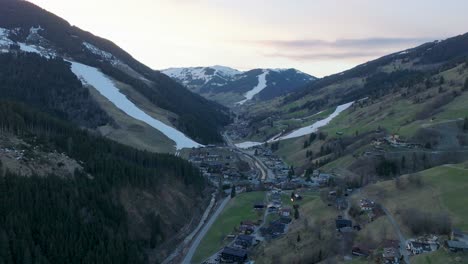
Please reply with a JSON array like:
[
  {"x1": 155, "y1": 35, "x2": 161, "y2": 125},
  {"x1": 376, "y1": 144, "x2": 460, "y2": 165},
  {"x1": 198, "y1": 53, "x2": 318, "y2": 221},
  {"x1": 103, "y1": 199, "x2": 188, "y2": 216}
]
[{"x1": 249, "y1": 37, "x2": 435, "y2": 61}]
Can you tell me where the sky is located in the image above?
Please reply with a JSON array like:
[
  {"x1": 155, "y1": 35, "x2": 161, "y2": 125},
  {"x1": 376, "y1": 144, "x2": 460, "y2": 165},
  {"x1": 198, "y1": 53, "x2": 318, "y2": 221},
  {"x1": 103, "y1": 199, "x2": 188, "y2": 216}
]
[{"x1": 28, "y1": 0, "x2": 468, "y2": 77}]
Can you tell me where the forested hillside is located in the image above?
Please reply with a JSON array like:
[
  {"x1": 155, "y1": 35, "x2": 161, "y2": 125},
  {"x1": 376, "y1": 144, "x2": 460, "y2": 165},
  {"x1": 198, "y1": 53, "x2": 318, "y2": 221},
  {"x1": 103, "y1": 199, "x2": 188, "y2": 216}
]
[
  {"x1": 0, "y1": 100, "x2": 206, "y2": 264},
  {"x1": 0, "y1": 0, "x2": 231, "y2": 144},
  {"x1": 0, "y1": 52, "x2": 110, "y2": 128}
]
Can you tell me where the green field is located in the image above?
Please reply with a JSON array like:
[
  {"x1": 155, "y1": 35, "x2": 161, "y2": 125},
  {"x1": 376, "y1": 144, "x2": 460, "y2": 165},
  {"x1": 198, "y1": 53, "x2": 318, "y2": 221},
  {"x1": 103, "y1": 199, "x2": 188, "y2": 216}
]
[
  {"x1": 281, "y1": 190, "x2": 318, "y2": 207},
  {"x1": 412, "y1": 248, "x2": 468, "y2": 264},
  {"x1": 358, "y1": 163, "x2": 468, "y2": 235},
  {"x1": 193, "y1": 191, "x2": 266, "y2": 263}
]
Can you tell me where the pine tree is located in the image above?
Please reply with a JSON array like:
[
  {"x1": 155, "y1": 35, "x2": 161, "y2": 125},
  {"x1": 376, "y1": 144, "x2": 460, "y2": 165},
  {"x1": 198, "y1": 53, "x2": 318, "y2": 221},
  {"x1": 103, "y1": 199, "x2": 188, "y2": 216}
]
[{"x1": 231, "y1": 185, "x2": 236, "y2": 198}]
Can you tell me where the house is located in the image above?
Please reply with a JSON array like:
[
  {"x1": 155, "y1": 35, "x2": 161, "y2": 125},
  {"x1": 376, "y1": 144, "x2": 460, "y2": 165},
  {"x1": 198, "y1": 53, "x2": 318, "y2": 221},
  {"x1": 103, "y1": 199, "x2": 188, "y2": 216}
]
[
  {"x1": 352, "y1": 245, "x2": 371, "y2": 257},
  {"x1": 280, "y1": 208, "x2": 291, "y2": 217},
  {"x1": 359, "y1": 199, "x2": 375, "y2": 211},
  {"x1": 221, "y1": 247, "x2": 248, "y2": 263},
  {"x1": 407, "y1": 241, "x2": 432, "y2": 255},
  {"x1": 447, "y1": 240, "x2": 468, "y2": 252},
  {"x1": 238, "y1": 225, "x2": 255, "y2": 235},
  {"x1": 335, "y1": 219, "x2": 352, "y2": 230},
  {"x1": 234, "y1": 235, "x2": 254, "y2": 249},
  {"x1": 452, "y1": 228, "x2": 468, "y2": 244},
  {"x1": 253, "y1": 203, "x2": 265, "y2": 210},
  {"x1": 318, "y1": 173, "x2": 331, "y2": 185},
  {"x1": 382, "y1": 247, "x2": 400, "y2": 264}
]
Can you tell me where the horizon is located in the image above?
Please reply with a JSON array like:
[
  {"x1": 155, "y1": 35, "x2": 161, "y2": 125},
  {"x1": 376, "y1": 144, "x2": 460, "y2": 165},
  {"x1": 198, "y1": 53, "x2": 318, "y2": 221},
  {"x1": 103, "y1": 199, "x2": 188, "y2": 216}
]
[{"x1": 28, "y1": 0, "x2": 468, "y2": 77}]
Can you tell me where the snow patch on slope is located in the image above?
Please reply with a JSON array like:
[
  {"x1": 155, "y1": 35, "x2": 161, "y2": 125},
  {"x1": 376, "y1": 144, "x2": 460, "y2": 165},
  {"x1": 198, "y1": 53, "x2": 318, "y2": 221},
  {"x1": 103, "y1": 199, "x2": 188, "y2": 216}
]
[
  {"x1": 83, "y1": 42, "x2": 115, "y2": 61},
  {"x1": 0, "y1": 28, "x2": 14, "y2": 49},
  {"x1": 69, "y1": 61, "x2": 203, "y2": 150},
  {"x1": 235, "y1": 101, "x2": 354, "y2": 148},
  {"x1": 237, "y1": 70, "x2": 269, "y2": 105},
  {"x1": 279, "y1": 102, "x2": 354, "y2": 140},
  {"x1": 162, "y1": 66, "x2": 242, "y2": 88}
]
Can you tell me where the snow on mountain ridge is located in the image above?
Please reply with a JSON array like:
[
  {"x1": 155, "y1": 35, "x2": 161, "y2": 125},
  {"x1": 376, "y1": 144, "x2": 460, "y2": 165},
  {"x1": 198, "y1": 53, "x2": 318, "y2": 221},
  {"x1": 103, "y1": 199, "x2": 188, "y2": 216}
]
[
  {"x1": 0, "y1": 26, "x2": 201, "y2": 149},
  {"x1": 162, "y1": 66, "x2": 242, "y2": 88}
]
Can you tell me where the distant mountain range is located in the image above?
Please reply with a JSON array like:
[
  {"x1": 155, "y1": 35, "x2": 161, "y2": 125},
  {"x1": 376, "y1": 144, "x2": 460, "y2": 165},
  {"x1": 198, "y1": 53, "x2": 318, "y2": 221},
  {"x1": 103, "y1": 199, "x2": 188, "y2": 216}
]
[{"x1": 162, "y1": 66, "x2": 316, "y2": 106}]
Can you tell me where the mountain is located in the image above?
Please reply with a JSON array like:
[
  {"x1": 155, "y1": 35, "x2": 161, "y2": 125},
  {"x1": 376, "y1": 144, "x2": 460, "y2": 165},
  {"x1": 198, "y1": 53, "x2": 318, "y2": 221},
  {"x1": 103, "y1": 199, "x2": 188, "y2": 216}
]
[
  {"x1": 0, "y1": 1, "x2": 218, "y2": 263},
  {"x1": 0, "y1": 0, "x2": 230, "y2": 151},
  {"x1": 238, "y1": 32, "x2": 468, "y2": 177},
  {"x1": 162, "y1": 66, "x2": 316, "y2": 106}
]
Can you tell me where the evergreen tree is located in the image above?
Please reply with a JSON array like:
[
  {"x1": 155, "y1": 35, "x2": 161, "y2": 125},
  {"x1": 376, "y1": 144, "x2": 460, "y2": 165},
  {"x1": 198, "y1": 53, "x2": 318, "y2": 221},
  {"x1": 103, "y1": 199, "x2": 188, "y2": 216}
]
[
  {"x1": 231, "y1": 185, "x2": 236, "y2": 198},
  {"x1": 294, "y1": 207, "x2": 300, "y2": 219}
]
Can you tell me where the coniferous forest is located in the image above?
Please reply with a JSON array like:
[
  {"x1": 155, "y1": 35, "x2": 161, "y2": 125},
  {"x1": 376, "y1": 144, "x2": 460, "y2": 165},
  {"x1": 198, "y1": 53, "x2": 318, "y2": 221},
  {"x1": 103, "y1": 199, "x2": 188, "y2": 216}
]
[{"x1": 0, "y1": 52, "x2": 206, "y2": 263}]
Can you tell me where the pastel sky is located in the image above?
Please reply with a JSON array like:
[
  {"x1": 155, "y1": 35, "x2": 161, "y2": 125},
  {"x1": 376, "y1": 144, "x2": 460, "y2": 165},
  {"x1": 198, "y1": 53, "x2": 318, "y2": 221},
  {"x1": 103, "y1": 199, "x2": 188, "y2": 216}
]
[{"x1": 29, "y1": 0, "x2": 468, "y2": 77}]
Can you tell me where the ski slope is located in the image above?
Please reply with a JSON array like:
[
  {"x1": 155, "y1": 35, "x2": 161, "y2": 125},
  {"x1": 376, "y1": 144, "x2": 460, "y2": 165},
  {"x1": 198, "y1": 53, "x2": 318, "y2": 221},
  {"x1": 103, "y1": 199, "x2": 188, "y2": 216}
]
[
  {"x1": 69, "y1": 61, "x2": 203, "y2": 150},
  {"x1": 279, "y1": 102, "x2": 354, "y2": 140},
  {"x1": 237, "y1": 70, "x2": 269, "y2": 105},
  {"x1": 235, "y1": 102, "x2": 354, "y2": 148}
]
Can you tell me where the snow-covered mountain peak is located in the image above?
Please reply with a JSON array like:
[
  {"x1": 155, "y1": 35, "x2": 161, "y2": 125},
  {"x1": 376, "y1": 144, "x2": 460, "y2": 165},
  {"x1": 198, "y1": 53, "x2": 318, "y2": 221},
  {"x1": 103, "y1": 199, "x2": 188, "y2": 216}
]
[{"x1": 162, "y1": 66, "x2": 243, "y2": 89}]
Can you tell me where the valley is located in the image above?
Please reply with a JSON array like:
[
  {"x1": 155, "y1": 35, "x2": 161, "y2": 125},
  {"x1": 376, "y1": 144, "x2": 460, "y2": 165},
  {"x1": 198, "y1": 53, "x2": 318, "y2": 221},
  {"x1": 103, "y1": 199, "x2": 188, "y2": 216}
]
[{"x1": 0, "y1": 1, "x2": 468, "y2": 264}]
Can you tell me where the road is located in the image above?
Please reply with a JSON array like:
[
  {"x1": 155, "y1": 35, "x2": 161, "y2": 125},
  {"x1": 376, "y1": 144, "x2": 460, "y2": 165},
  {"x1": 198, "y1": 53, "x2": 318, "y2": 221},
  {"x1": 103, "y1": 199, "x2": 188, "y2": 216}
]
[
  {"x1": 162, "y1": 194, "x2": 216, "y2": 264},
  {"x1": 223, "y1": 132, "x2": 274, "y2": 181},
  {"x1": 182, "y1": 195, "x2": 231, "y2": 264},
  {"x1": 381, "y1": 205, "x2": 411, "y2": 264}
]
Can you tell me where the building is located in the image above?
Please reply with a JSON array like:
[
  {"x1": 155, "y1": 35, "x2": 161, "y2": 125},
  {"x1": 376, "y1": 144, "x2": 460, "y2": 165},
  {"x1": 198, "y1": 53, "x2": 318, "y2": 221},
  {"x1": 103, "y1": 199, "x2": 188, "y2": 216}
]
[
  {"x1": 448, "y1": 229, "x2": 468, "y2": 252},
  {"x1": 253, "y1": 203, "x2": 265, "y2": 210},
  {"x1": 221, "y1": 247, "x2": 248, "y2": 263},
  {"x1": 407, "y1": 241, "x2": 432, "y2": 255},
  {"x1": 234, "y1": 235, "x2": 254, "y2": 249},
  {"x1": 382, "y1": 247, "x2": 400, "y2": 264},
  {"x1": 352, "y1": 245, "x2": 371, "y2": 257},
  {"x1": 452, "y1": 228, "x2": 468, "y2": 244},
  {"x1": 335, "y1": 219, "x2": 352, "y2": 230},
  {"x1": 359, "y1": 199, "x2": 375, "y2": 211},
  {"x1": 447, "y1": 240, "x2": 468, "y2": 252},
  {"x1": 280, "y1": 208, "x2": 291, "y2": 217}
]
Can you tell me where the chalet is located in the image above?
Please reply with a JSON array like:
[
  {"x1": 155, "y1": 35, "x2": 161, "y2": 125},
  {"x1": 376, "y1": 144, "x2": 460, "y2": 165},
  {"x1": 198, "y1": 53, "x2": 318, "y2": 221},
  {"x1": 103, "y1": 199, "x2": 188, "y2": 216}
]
[
  {"x1": 352, "y1": 245, "x2": 371, "y2": 257},
  {"x1": 234, "y1": 235, "x2": 254, "y2": 249},
  {"x1": 407, "y1": 241, "x2": 432, "y2": 255},
  {"x1": 221, "y1": 247, "x2": 248, "y2": 263},
  {"x1": 382, "y1": 247, "x2": 400, "y2": 264},
  {"x1": 268, "y1": 205, "x2": 279, "y2": 213},
  {"x1": 238, "y1": 225, "x2": 254, "y2": 235},
  {"x1": 253, "y1": 203, "x2": 265, "y2": 210},
  {"x1": 260, "y1": 220, "x2": 286, "y2": 237},
  {"x1": 359, "y1": 199, "x2": 375, "y2": 211},
  {"x1": 447, "y1": 240, "x2": 468, "y2": 252},
  {"x1": 280, "y1": 208, "x2": 291, "y2": 217},
  {"x1": 452, "y1": 228, "x2": 468, "y2": 244},
  {"x1": 447, "y1": 229, "x2": 468, "y2": 252},
  {"x1": 318, "y1": 173, "x2": 331, "y2": 185},
  {"x1": 335, "y1": 219, "x2": 352, "y2": 230}
]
